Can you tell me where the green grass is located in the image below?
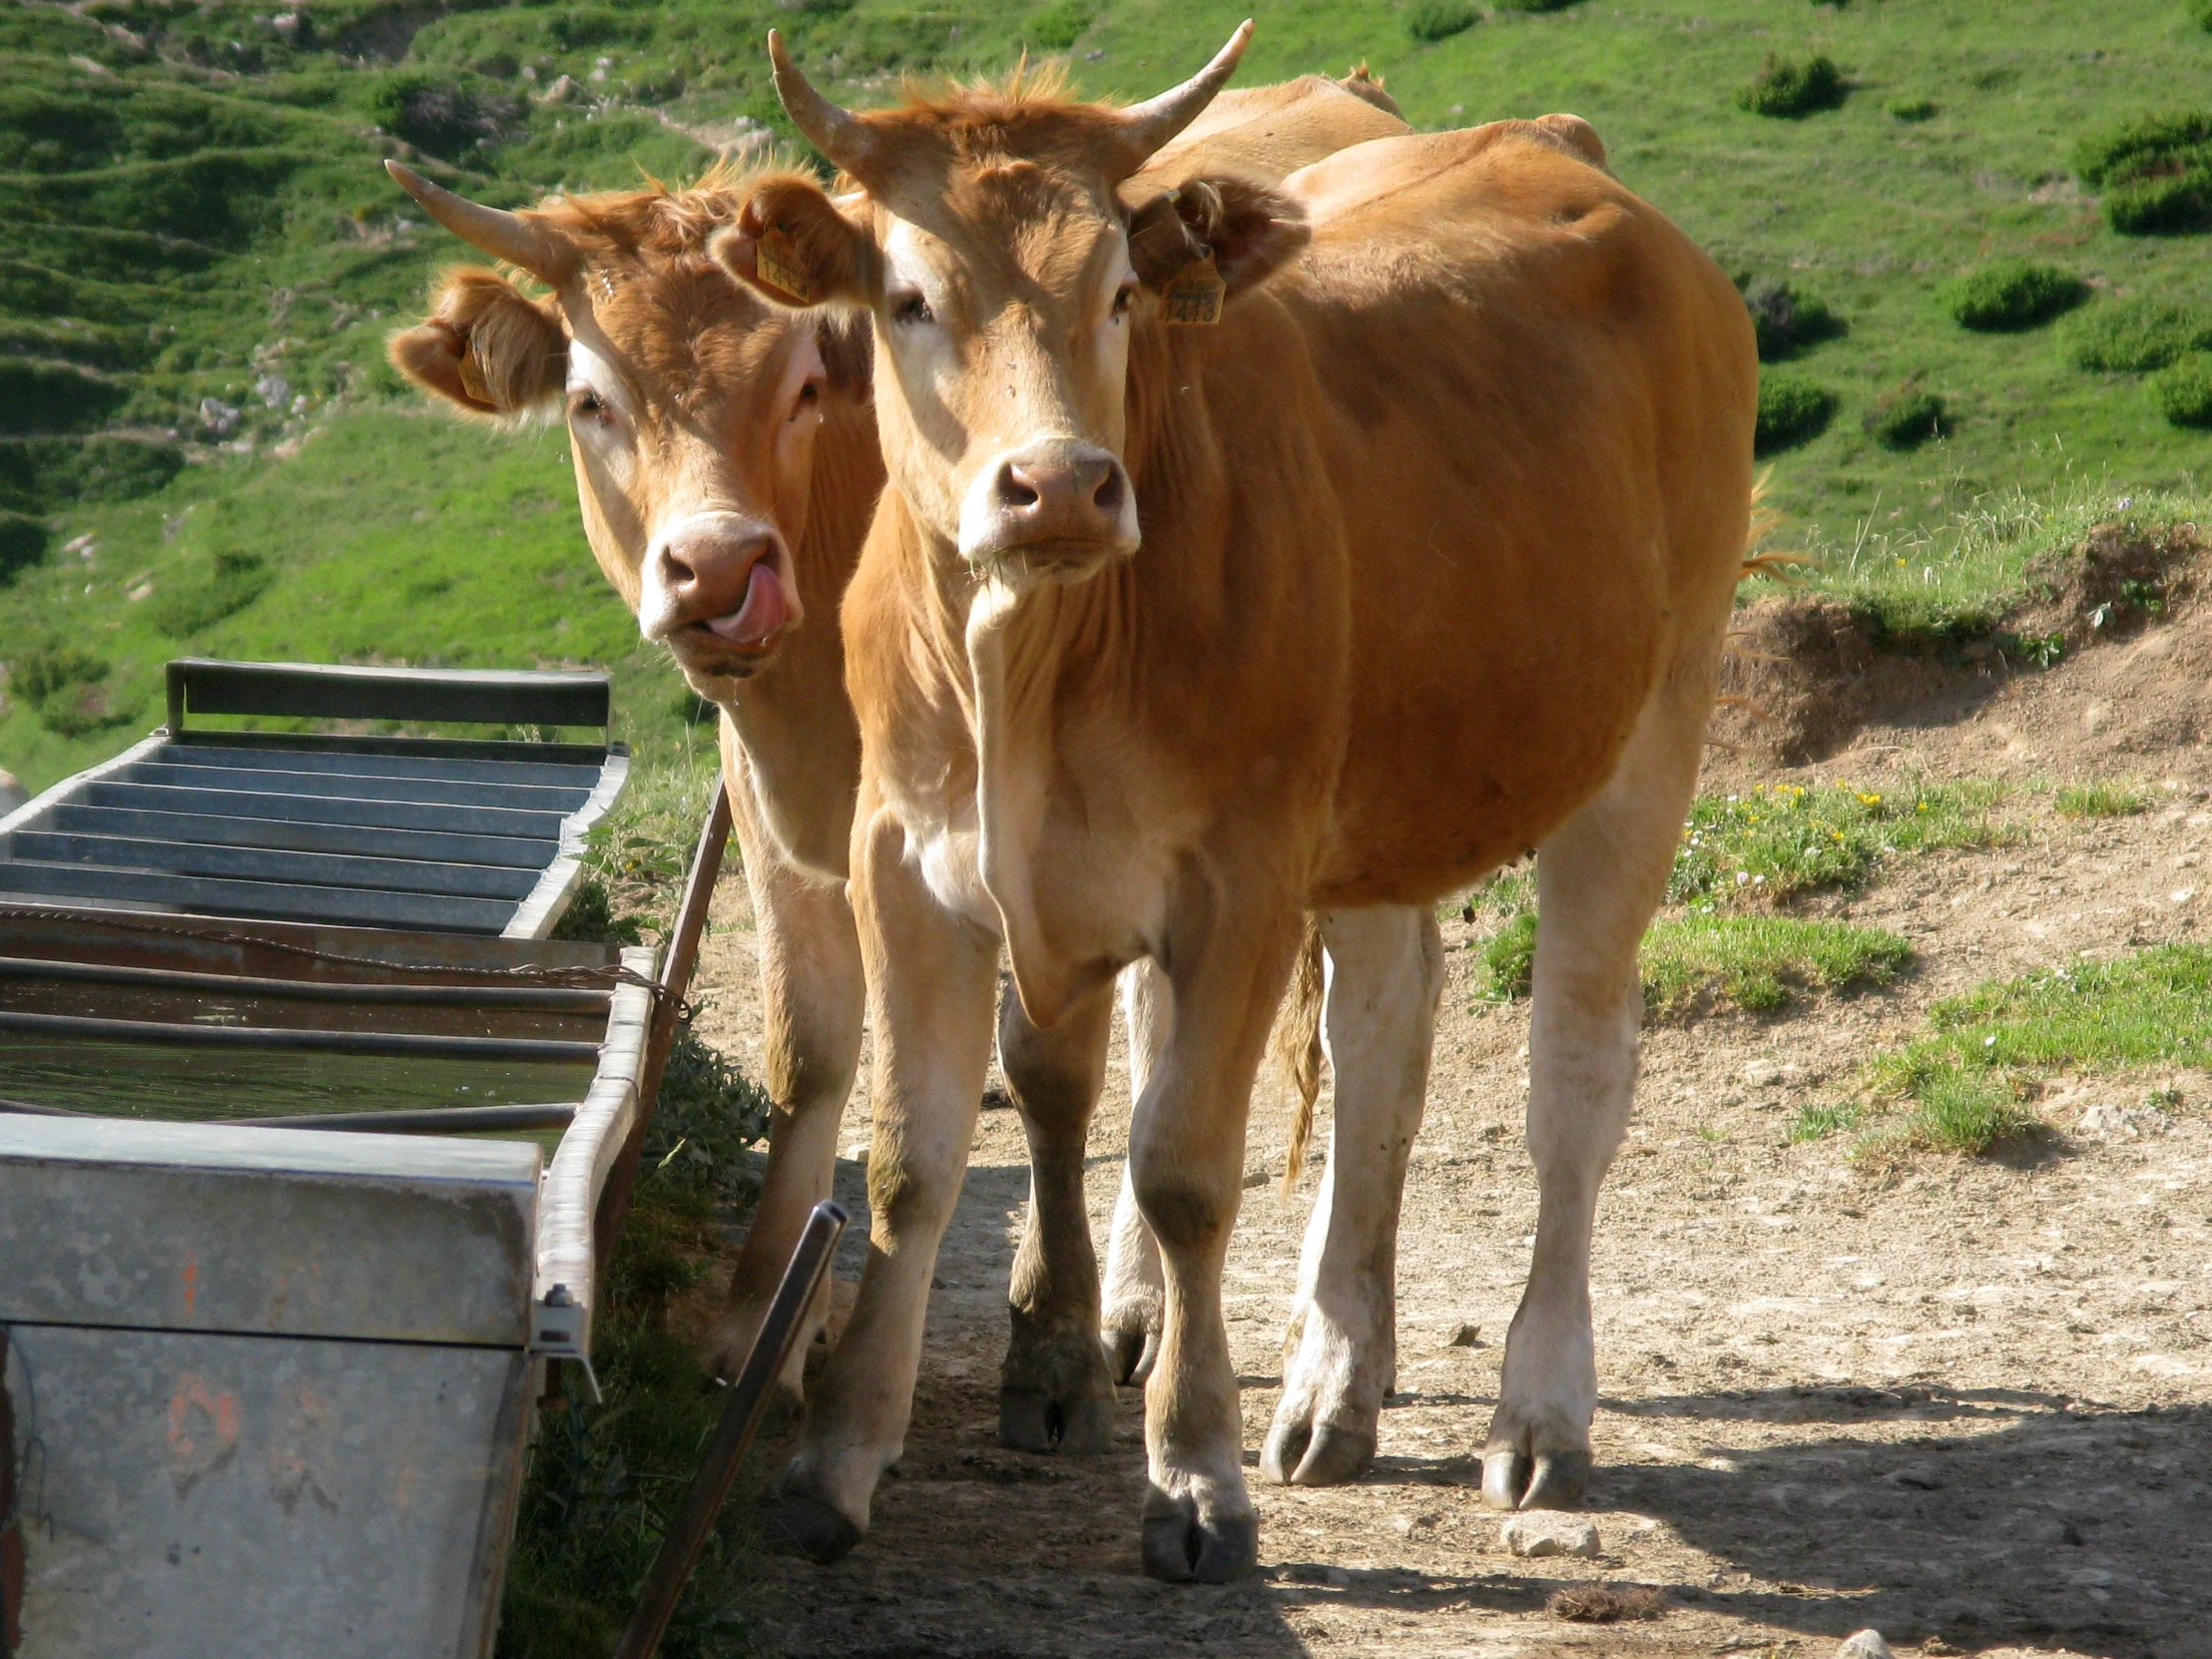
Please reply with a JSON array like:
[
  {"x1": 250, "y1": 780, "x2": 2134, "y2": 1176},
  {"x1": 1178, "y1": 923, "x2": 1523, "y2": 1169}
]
[
  {"x1": 1473, "y1": 907, "x2": 1913, "y2": 1016},
  {"x1": 1670, "y1": 779, "x2": 2012, "y2": 907},
  {"x1": 1641, "y1": 914, "x2": 1914, "y2": 1016},
  {"x1": 10, "y1": 1, "x2": 2212, "y2": 787},
  {"x1": 1787, "y1": 1097, "x2": 1863, "y2": 1143},
  {"x1": 1853, "y1": 945, "x2": 2212, "y2": 1153},
  {"x1": 2054, "y1": 780, "x2": 2156, "y2": 818}
]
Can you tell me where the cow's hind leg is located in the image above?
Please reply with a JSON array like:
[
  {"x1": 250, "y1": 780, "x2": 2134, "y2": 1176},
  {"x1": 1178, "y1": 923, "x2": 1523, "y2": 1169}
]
[
  {"x1": 1101, "y1": 963, "x2": 1170, "y2": 1384},
  {"x1": 1262, "y1": 905, "x2": 1440, "y2": 1486},
  {"x1": 704, "y1": 751, "x2": 862, "y2": 1399},
  {"x1": 1480, "y1": 664, "x2": 1714, "y2": 1512},
  {"x1": 997, "y1": 981, "x2": 1119, "y2": 1453}
]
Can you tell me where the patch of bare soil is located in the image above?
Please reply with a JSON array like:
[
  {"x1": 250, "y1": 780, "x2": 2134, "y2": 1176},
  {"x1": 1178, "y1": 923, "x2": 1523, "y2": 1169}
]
[{"x1": 688, "y1": 567, "x2": 2212, "y2": 1659}]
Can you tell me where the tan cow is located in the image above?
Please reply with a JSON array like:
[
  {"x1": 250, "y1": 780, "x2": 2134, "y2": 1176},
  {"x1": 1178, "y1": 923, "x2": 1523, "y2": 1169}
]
[
  {"x1": 379, "y1": 76, "x2": 1439, "y2": 1475},
  {"x1": 715, "y1": 26, "x2": 1757, "y2": 1581}
]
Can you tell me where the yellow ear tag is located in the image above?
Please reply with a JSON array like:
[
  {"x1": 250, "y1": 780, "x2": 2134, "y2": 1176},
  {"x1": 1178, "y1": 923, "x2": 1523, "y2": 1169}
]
[
  {"x1": 1161, "y1": 253, "x2": 1226, "y2": 327},
  {"x1": 755, "y1": 224, "x2": 818, "y2": 303},
  {"x1": 456, "y1": 345, "x2": 493, "y2": 406}
]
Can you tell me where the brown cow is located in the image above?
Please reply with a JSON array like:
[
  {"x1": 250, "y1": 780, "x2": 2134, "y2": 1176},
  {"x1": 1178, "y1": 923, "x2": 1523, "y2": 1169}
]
[
  {"x1": 380, "y1": 77, "x2": 1439, "y2": 1473},
  {"x1": 715, "y1": 26, "x2": 1757, "y2": 1581}
]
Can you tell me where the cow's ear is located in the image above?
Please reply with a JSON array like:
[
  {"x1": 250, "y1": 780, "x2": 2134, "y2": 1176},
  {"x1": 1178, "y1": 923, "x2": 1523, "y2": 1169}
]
[
  {"x1": 1125, "y1": 174, "x2": 1310, "y2": 305},
  {"x1": 387, "y1": 268, "x2": 565, "y2": 419},
  {"x1": 710, "y1": 176, "x2": 872, "y2": 309}
]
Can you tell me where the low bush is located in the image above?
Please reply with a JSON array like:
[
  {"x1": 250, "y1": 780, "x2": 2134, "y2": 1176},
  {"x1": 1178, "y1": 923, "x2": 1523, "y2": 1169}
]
[
  {"x1": 149, "y1": 548, "x2": 276, "y2": 636},
  {"x1": 11, "y1": 640, "x2": 138, "y2": 736},
  {"x1": 1738, "y1": 274, "x2": 1844, "y2": 361},
  {"x1": 2150, "y1": 352, "x2": 2212, "y2": 426},
  {"x1": 1492, "y1": 0, "x2": 1581, "y2": 11},
  {"x1": 1737, "y1": 54, "x2": 1846, "y2": 119},
  {"x1": 1754, "y1": 373, "x2": 1836, "y2": 454},
  {"x1": 1025, "y1": 0, "x2": 1098, "y2": 50},
  {"x1": 2075, "y1": 111, "x2": 2212, "y2": 236},
  {"x1": 363, "y1": 70, "x2": 522, "y2": 159},
  {"x1": 2067, "y1": 297, "x2": 2212, "y2": 371},
  {"x1": 1941, "y1": 259, "x2": 2086, "y2": 331},
  {"x1": 1888, "y1": 98, "x2": 1936, "y2": 123},
  {"x1": 1866, "y1": 386, "x2": 1947, "y2": 451},
  {"x1": 2193, "y1": 0, "x2": 2212, "y2": 29},
  {"x1": 1404, "y1": 0, "x2": 1479, "y2": 40},
  {"x1": 0, "y1": 510, "x2": 48, "y2": 584},
  {"x1": 0, "y1": 357, "x2": 128, "y2": 435}
]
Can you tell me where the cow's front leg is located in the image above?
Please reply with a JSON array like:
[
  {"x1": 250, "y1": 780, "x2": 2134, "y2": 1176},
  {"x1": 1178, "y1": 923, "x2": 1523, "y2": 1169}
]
[
  {"x1": 1100, "y1": 961, "x2": 1170, "y2": 1384},
  {"x1": 1482, "y1": 672, "x2": 1709, "y2": 1511},
  {"x1": 1130, "y1": 902, "x2": 1301, "y2": 1584},
  {"x1": 996, "y1": 980, "x2": 1118, "y2": 1453},
  {"x1": 1262, "y1": 904, "x2": 1440, "y2": 1486},
  {"x1": 704, "y1": 758, "x2": 861, "y2": 1399},
  {"x1": 765, "y1": 810, "x2": 1000, "y2": 1562}
]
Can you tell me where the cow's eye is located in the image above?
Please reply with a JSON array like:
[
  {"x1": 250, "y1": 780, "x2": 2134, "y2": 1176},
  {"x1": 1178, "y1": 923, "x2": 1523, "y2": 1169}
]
[
  {"x1": 890, "y1": 289, "x2": 933, "y2": 326},
  {"x1": 790, "y1": 379, "x2": 822, "y2": 422},
  {"x1": 1111, "y1": 282, "x2": 1136, "y2": 319},
  {"x1": 568, "y1": 387, "x2": 611, "y2": 424}
]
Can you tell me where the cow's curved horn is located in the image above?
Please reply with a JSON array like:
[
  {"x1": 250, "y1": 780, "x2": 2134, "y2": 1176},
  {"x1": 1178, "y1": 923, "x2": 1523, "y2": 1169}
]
[
  {"x1": 385, "y1": 160, "x2": 576, "y2": 284},
  {"x1": 1106, "y1": 20, "x2": 1255, "y2": 178},
  {"x1": 768, "y1": 29, "x2": 885, "y2": 185}
]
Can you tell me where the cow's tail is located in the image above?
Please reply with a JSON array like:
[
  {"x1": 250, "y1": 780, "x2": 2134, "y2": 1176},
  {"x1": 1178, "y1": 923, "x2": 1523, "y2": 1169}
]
[
  {"x1": 1738, "y1": 470, "x2": 1798, "y2": 582},
  {"x1": 1273, "y1": 919, "x2": 1328, "y2": 1198}
]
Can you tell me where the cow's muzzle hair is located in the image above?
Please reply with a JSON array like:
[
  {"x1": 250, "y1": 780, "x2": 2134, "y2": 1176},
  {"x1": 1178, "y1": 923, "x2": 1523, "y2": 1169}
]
[
  {"x1": 957, "y1": 438, "x2": 1140, "y2": 578},
  {"x1": 641, "y1": 510, "x2": 804, "y2": 665}
]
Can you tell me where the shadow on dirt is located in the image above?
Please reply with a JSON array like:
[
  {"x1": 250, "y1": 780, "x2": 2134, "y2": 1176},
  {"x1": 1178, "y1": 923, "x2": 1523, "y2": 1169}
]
[{"x1": 1605, "y1": 1397, "x2": 2211, "y2": 1658}]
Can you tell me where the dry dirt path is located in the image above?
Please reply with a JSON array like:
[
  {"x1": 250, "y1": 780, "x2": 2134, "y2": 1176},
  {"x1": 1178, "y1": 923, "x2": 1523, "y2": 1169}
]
[{"x1": 686, "y1": 602, "x2": 2212, "y2": 1659}]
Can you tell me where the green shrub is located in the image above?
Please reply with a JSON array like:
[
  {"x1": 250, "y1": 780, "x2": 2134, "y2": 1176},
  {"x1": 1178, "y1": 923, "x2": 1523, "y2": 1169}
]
[
  {"x1": 1888, "y1": 98, "x2": 1936, "y2": 122},
  {"x1": 2067, "y1": 297, "x2": 2212, "y2": 371},
  {"x1": 1492, "y1": 0, "x2": 1581, "y2": 11},
  {"x1": 1025, "y1": 0, "x2": 1098, "y2": 50},
  {"x1": 1405, "y1": 0, "x2": 1479, "y2": 39},
  {"x1": 1737, "y1": 54, "x2": 1846, "y2": 119},
  {"x1": 1738, "y1": 275, "x2": 1844, "y2": 361},
  {"x1": 2193, "y1": 0, "x2": 2212, "y2": 30},
  {"x1": 0, "y1": 357, "x2": 128, "y2": 435},
  {"x1": 11, "y1": 641, "x2": 138, "y2": 736},
  {"x1": 363, "y1": 70, "x2": 521, "y2": 159},
  {"x1": 2075, "y1": 112, "x2": 2212, "y2": 235},
  {"x1": 1866, "y1": 386, "x2": 1947, "y2": 451},
  {"x1": 1941, "y1": 260, "x2": 2087, "y2": 331},
  {"x1": 0, "y1": 511, "x2": 48, "y2": 584},
  {"x1": 2150, "y1": 352, "x2": 2212, "y2": 426},
  {"x1": 550, "y1": 875, "x2": 647, "y2": 947},
  {"x1": 149, "y1": 548, "x2": 276, "y2": 636},
  {"x1": 1755, "y1": 373, "x2": 1836, "y2": 454}
]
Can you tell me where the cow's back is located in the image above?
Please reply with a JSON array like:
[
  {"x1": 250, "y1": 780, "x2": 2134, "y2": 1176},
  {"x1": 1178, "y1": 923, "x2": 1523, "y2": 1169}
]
[
  {"x1": 1266, "y1": 123, "x2": 1758, "y2": 901},
  {"x1": 1141, "y1": 74, "x2": 1408, "y2": 191}
]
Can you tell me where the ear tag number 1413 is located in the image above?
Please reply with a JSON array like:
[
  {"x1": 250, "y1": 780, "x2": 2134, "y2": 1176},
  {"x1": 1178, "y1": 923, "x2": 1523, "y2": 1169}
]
[{"x1": 1162, "y1": 254, "x2": 1225, "y2": 327}]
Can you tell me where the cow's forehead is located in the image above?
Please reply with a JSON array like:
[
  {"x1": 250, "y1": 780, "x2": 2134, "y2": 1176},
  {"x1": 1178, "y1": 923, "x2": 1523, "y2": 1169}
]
[
  {"x1": 571, "y1": 257, "x2": 794, "y2": 411},
  {"x1": 886, "y1": 165, "x2": 1127, "y2": 299}
]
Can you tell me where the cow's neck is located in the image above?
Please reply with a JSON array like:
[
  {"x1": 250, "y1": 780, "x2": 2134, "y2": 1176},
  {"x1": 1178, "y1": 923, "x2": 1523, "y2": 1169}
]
[{"x1": 718, "y1": 391, "x2": 878, "y2": 880}]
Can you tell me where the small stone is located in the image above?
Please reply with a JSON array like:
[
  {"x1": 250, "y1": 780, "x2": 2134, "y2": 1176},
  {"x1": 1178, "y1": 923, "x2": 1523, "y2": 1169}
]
[
  {"x1": 1447, "y1": 1322, "x2": 1482, "y2": 1348},
  {"x1": 1834, "y1": 1632, "x2": 1896, "y2": 1659},
  {"x1": 1498, "y1": 1512, "x2": 1599, "y2": 1559}
]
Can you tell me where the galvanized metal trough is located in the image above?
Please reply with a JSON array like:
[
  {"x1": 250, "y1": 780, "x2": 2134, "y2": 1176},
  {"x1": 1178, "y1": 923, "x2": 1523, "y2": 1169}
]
[{"x1": 0, "y1": 661, "x2": 721, "y2": 1659}]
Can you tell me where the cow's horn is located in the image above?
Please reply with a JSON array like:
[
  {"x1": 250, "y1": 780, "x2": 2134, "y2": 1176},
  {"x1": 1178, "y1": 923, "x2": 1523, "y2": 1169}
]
[
  {"x1": 384, "y1": 160, "x2": 576, "y2": 284},
  {"x1": 1107, "y1": 20, "x2": 1255, "y2": 178},
  {"x1": 768, "y1": 29, "x2": 885, "y2": 185}
]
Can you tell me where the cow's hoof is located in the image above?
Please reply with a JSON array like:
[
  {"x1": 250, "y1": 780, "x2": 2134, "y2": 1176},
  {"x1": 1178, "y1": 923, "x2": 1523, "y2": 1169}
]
[
  {"x1": 1101, "y1": 1324, "x2": 1159, "y2": 1387},
  {"x1": 760, "y1": 1493, "x2": 864, "y2": 1564},
  {"x1": 1260, "y1": 1419, "x2": 1376, "y2": 1487},
  {"x1": 999, "y1": 1386, "x2": 1116, "y2": 1455},
  {"x1": 1480, "y1": 1445, "x2": 1591, "y2": 1511},
  {"x1": 1140, "y1": 1500, "x2": 1258, "y2": 1584}
]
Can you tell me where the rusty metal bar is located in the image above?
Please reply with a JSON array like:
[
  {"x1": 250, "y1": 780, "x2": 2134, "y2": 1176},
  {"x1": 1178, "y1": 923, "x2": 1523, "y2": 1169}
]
[
  {"x1": 614, "y1": 1200, "x2": 846, "y2": 1659},
  {"x1": 590, "y1": 778, "x2": 732, "y2": 1268}
]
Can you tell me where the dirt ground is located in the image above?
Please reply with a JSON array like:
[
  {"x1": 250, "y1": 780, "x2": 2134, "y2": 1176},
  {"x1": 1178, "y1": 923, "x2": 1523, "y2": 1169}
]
[{"x1": 690, "y1": 557, "x2": 2212, "y2": 1659}]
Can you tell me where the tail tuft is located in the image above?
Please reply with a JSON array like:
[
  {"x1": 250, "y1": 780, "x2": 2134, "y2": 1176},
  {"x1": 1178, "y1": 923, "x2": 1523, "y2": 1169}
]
[{"x1": 1273, "y1": 921, "x2": 1327, "y2": 1197}]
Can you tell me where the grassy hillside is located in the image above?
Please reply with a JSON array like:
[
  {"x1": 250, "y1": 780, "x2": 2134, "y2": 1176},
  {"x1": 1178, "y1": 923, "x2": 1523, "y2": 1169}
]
[{"x1": 4, "y1": 0, "x2": 2212, "y2": 789}]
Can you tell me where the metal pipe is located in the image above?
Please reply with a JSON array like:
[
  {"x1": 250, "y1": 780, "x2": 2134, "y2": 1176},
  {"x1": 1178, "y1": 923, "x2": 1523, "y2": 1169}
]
[
  {"x1": 0, "y1": 1096, "x2": 577, "y2": 1134},
  {"x1": 614, "y1": 1200, "x2": 846, "y2": 1659},
  {"x1": 0, "y1": 1008, "x2": 599, "y2": 1063}
]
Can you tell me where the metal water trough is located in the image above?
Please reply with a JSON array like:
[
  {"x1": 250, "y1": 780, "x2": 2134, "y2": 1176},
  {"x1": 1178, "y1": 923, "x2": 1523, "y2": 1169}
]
[{"x1": 0, "y1": 661, "x2": 741, "y2": 1659}]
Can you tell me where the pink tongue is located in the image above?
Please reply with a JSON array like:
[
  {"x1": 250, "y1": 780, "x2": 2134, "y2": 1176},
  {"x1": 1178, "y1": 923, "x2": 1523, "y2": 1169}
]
[{"x1": 710, "y1": 561, "x2": 786, "y2": 648}]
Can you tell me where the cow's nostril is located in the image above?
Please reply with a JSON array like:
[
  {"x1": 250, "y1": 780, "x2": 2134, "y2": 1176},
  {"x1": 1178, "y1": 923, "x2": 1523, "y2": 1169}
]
[
  {"x1": 1091, "y1": 466, "x2": 1124, "y2": 517},
  {"x1": 999, "y1": 462, "x2": 1042, "y2": 511}
]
